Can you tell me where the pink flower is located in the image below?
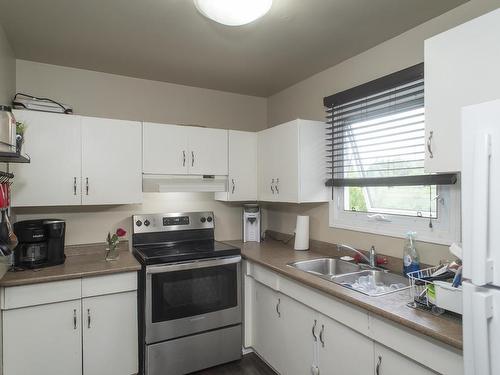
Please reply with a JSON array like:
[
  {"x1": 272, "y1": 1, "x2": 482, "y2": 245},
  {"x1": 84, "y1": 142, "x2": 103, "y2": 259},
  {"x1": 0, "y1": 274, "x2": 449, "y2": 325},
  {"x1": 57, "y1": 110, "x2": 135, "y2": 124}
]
[{"x1": 116, "y1": 228, "x2": 127, "y2": 237}]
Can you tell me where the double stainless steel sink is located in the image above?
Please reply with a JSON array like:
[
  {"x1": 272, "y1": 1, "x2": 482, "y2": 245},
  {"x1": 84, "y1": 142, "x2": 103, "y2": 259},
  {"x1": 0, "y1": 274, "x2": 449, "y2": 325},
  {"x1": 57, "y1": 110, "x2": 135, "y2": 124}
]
[{"x1": 288, "y1": 258, "x2": 409, "y2": 296}]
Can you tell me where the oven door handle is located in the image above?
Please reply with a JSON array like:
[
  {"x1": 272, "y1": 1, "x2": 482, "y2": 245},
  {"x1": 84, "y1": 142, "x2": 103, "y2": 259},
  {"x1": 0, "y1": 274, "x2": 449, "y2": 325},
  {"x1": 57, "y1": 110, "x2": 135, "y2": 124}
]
[{"x1": 146, "y1": 255, "x2": 241, "y2": 274}]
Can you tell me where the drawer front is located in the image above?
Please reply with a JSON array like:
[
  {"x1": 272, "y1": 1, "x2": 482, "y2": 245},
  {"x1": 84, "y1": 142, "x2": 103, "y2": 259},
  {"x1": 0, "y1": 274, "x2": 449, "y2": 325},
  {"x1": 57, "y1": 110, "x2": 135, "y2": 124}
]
[
  {"x1": 82, "y1": 272, "x2": 137, "y2": 298},
  {"x1": 2, "y1": 278, "x2": 82, "y2": 310},
  {"x1": 247, "y1": 263, "x2": 279, "y2": 290},
  {"x1": 147, "y1": 324, "x2": 241, "y2": 375}
]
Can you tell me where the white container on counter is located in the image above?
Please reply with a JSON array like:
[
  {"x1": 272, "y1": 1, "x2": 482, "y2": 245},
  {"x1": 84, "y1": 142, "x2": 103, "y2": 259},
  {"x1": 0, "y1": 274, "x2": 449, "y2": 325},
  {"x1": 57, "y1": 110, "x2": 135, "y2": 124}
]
[{"x1": 434, "y1": 280, "x2": 463, "y2": 314}]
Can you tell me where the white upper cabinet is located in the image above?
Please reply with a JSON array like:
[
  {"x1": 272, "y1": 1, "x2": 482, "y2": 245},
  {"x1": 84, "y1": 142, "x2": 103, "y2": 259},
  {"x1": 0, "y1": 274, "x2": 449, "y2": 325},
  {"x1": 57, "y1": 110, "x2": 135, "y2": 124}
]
[
  {"x1": 11, "y1": 111, "x2": 142, "y2": 206},
  {"x1": 215, "y1": 130, "x2": 257, "y2": 201},
  {"x1": 142, "y1": 122, "x2": 228, "y2": 176},
  {"x1": 143, "y1": 122, "x2": 189, "y2": 175},
  {"x1": 188, "y1": 127, "x2": 228, "y2": 175},
  {"x1": 258, "y1": 119, "x2": 328, "y2": 203},
  {"x1": 424, "y1": 8, "x2": 500, "y2": 173},
  {"x1": 11, "y1": 110, "x2": 82, "y2": 207},
  {"x1": 81, "y1": 117, "x2": 142, "y2": 205}
]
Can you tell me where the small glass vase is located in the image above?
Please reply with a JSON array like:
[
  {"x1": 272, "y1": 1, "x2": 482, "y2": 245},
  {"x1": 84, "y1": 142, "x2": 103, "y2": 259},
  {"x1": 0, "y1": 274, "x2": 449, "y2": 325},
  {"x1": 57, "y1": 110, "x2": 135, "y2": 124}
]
[{"x1": 105, "y1": 244, "x2": 120, "y2": 261}]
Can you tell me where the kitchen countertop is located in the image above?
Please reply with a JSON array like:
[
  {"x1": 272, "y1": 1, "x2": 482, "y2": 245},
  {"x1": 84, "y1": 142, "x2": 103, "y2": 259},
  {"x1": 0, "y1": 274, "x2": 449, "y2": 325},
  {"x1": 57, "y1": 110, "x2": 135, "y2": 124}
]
[
  {"x1": 232, "y1": 239, "x2": 463, "y2": 350},
  {"x1": 0, "y1": 242, "x2": 141, "y2": 287}
]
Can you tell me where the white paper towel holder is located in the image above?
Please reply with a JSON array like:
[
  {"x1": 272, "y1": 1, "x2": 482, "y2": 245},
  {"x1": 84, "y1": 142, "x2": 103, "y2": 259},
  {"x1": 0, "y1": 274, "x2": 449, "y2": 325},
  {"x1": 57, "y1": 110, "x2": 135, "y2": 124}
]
[{"x1": 294, "y1": 215, "x2": 310, "y2": 251}]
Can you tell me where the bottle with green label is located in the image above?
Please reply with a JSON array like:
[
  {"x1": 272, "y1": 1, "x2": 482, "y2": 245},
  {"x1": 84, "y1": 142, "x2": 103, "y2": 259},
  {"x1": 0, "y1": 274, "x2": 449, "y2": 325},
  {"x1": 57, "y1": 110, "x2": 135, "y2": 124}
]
[{"x1": 403, "y1": 231, "x2": 420, "y2": 277}]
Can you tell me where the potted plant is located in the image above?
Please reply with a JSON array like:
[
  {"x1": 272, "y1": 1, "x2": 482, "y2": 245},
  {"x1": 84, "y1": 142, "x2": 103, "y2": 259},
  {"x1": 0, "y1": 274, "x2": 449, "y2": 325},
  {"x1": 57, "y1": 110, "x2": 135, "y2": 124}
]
[
  {"x1": 105, "y1": 227, "x2": 127, "y2": 261},
  {"x1": 16, "y1": 121, "x2": 26, "y2": 154}
]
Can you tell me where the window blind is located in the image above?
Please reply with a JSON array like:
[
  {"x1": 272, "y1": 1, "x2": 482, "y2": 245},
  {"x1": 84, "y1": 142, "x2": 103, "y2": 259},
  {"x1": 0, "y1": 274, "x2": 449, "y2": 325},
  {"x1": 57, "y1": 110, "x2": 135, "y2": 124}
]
[{"x1": 323, "y1": 63, "x2": 456, "y2": 187}]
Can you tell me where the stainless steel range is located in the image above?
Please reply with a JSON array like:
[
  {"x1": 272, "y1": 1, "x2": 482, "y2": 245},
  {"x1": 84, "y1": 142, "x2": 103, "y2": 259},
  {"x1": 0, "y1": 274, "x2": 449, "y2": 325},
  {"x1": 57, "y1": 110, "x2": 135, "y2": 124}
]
[{"x1": 132, "y1": 212, "x2": 242, "y2": 375}]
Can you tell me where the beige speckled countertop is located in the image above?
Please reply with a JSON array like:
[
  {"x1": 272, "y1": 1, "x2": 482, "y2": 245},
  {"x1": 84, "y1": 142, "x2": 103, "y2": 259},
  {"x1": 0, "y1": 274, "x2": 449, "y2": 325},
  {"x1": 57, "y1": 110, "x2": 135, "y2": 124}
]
[
  {"x1": 232, "y1": 239, "x2": 462, "y2": 350},
  {"x1": 0, "y1": 242, "x2": 141, "y2": 287}
]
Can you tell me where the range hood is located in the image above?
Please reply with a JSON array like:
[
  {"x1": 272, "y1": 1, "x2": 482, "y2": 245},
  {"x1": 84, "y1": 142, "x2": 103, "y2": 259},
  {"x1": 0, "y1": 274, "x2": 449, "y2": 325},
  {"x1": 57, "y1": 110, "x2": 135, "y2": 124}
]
[{"x1": 143, "y1": 174, "x2": 228, "y2": 193}]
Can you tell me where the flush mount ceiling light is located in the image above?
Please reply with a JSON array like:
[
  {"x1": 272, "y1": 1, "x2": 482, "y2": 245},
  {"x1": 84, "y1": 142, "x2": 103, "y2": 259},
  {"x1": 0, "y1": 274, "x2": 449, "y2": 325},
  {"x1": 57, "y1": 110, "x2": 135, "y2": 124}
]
[{"x1": 194, "y1": 0, "x2": 272, "y2": 26}]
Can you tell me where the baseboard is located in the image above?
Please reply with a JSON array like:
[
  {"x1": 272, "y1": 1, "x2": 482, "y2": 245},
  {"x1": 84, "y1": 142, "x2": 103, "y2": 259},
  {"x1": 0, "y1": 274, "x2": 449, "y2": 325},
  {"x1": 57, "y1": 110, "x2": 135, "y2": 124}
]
[{"x1": 242, "y1": 346, "x2": 254, "y2": 355}]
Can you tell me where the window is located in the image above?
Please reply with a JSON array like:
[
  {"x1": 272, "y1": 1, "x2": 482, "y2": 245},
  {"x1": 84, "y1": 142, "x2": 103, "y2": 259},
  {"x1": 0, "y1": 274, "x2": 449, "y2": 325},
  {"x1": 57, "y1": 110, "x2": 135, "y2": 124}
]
[{"x1": 324, "y1": 64, "x2": 460, "y2": 244}]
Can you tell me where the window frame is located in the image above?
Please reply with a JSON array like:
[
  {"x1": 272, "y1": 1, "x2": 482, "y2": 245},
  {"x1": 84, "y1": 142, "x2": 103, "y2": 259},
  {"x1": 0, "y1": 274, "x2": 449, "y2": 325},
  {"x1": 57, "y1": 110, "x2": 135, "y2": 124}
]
[
  {"x1": 329, "y1": 182, "x2": 461, "y2": 245},
  {"x1": 325, "y1": 63, "x2": 460, "y2": 245}
]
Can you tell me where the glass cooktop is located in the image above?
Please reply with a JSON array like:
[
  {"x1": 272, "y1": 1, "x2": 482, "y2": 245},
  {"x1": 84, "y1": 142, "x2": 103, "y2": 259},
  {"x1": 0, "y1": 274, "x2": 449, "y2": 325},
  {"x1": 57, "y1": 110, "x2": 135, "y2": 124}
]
[{"x1": 133, "y1": 239, "x2": 241, "y2": 265}]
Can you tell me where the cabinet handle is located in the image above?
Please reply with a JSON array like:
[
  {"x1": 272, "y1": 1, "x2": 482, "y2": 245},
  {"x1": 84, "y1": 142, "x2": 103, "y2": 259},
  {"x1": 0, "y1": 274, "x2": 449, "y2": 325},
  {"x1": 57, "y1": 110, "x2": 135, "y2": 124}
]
[
  {"x1": 276, "y1": 298, "x2": 281, "y2": 317},
  {"x1": 73, "y1": 177, "x2": 77, "y2": 195},
  {"x1": 376, "y1": 355, "x2": 382, "y2": 375},
  {"x1": 87, "y1": 308, "x2": 91, "y2": 329},
  {"x1": 182, "y1": 150, "x2": 186, "y2": 167},
  {"x1": 73, "y1": 309, "x2": 77, "y2": 330},
  {"x1": 271, "y1": 179, "x2": 275, "y2": 194},
  {"x1": 85, "y1": 177, "x2": 89, "y2": 195},
  {"x1": 319, "y1": 324, "x2": 325, "y2": 347},
  {"x1": 427, "y1": 130, "x2": 434, "y2": 159},
  {"x1": 231, "y1": 179, "x2": 235, "y2": 194},
  {"x1": 191, "y1": 151, "x2": 195, "y2": 167},
  {"x1": 312, "y1": 319, "x2": 318, "y2": 341},
  {"x1": 275, "y1": 178, "x2": 279, "y2": 194}
]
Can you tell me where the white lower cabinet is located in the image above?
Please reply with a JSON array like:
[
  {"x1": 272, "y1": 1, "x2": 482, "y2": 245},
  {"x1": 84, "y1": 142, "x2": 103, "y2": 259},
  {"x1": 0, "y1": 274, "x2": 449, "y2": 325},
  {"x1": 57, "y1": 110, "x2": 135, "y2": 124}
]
[
  {"x1": 253, "y1": 282, "x2": 285, "y2": 374},
  {"x1": 374, "y1": 343, "x2": 438, "y2": 375},
  {"x1": 83, "y1": 292, "x2": 138, "y2": 375},
  {"x1": 317, "y1": 312, "x2": 373, "y2": 375},
  {"x1": 281, "y1": 294, "x2": 316, "y2": 375},
  {"x1": 253, "y1": 282, "x2": 373, "y2": 375},
  {"x1": 246, "y1": 261, "x2": 461, "y2": 375},
  {"x1": 3, "y1": 299, "x2": 83, "y2": 375},
  {"x1": 1, "y1": 273, "x2": 138, "y2": 375}
]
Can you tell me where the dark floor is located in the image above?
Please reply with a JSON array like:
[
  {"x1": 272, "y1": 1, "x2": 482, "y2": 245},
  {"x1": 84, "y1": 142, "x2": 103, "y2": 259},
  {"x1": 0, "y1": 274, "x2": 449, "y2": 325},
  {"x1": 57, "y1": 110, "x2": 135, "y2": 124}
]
[{"x1": 191, "y1": 353, "x2": 277, "y2": 375}]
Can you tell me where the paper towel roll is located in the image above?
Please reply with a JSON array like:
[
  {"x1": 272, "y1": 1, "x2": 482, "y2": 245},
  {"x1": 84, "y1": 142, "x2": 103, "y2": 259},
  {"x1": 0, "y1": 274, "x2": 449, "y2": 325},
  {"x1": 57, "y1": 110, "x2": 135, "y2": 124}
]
[{"x1": 294, "y1": 215, "x2": 310, "y2": 251}]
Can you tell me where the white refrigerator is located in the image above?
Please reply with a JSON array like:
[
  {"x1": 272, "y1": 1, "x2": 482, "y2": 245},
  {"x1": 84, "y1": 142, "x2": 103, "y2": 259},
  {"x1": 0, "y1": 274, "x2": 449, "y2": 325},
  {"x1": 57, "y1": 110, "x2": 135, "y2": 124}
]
[{"x1": 462, "y1": 99, "x2": 500, "y2": 375}]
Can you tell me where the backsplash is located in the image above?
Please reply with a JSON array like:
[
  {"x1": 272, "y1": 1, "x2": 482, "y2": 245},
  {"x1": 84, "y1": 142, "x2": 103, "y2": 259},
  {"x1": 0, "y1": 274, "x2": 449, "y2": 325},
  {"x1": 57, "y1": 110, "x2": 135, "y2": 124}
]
[{"x1": 12, "y1": 192, "x2": 248, "y2": 247}]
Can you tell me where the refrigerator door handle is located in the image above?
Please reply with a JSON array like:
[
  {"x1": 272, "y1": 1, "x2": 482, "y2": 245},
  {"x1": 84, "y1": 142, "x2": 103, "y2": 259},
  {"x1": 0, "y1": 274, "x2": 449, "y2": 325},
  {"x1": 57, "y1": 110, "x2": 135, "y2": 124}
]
[
  {"x1": 472, "y1": 290, "x2": 494, "y2": 375},
  {"x1": 472, "y1": 132, "x2": 494, "y2": 285}
]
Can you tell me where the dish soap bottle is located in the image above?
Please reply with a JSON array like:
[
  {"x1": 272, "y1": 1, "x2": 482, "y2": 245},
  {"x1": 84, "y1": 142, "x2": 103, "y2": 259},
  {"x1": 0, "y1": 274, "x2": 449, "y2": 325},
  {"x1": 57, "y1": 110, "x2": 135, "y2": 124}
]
[{"x1": 403, "y1": 231, "x2": 420, "y2": 277}]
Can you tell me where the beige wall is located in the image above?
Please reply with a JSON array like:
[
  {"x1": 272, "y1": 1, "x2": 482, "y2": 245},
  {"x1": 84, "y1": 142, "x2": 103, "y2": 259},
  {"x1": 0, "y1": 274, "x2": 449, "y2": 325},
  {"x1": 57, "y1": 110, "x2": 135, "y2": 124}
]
[
  {"x1": 16, "y1": 60, "x2": 267, "y2": 131},
  {"x1": 265, "y1": 0, "x2": 499, "y2": 265},
  {"x1": 14, "y1": 61, "x2": 268, "y2": 245},
  {"x1": 0, "y1": 22, "x2": 15, "y2": 105}
]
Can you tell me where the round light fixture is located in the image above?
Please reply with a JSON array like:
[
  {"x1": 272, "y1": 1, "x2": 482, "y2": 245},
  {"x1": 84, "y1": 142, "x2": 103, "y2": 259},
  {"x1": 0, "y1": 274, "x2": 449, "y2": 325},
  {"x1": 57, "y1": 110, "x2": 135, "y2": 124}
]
[{"x1": 194, "y1": 0, "x2": 272, "y2": 26}]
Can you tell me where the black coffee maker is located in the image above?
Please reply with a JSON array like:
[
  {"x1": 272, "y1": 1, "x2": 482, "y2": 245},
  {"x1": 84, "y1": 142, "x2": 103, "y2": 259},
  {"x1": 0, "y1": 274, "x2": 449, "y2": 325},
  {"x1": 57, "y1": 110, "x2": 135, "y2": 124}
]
[{"x1": 13, "y1": 219, "x2": 66, "y2": 269}]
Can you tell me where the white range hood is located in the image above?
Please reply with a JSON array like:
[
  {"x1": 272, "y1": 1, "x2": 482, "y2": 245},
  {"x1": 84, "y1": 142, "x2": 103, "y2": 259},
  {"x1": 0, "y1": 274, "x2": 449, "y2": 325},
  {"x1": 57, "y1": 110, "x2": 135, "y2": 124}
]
[{"x1": 142, "y1": 174, "x2": 228, "y2": 193}]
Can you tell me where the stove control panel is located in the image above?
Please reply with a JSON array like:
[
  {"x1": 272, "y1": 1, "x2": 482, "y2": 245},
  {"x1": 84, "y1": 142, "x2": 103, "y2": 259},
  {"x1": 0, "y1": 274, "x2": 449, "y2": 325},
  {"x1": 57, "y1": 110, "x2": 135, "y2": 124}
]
[
  {"x1": 132, "y1": 212, "x2": 214, "y2": 234},
  {"x1": 163, "y1": 216, "x2": 189, "y2": 226}
]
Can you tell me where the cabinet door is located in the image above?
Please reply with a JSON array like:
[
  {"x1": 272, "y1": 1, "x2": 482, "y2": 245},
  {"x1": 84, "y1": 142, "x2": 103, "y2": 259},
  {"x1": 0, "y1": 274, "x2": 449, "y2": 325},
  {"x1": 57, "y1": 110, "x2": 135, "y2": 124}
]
[
  {"x1": 252, "y1": 282, "x2": 284, "y2": 373},
  {"x1": 257, "y1": 127, "x2": 279, "y2": 202},
  {"x1": 281, "y1": 294, "x2": 317, "y2": 375},
  {"x1": 424, "y1": 9, "x2": 500, "y2": 173},
  {"x1": 81, "y1": 117, "x2": 142, "y2": 205},
  {"x1": 3, "y1": 300, "x2": 82, "y2": 375},
  {"x1": 143, "y1": 122, "x2": 189, "y2": 175},
  {"x1": 11, "y1": 110, "x2": 82, "y2": 206},
  {"x1": 216, "y1": 130, "x2": 257, "y2": 201},
  {"x1": 83, "y1": 291, "x2": 138, "y2": 375},
  {"x1": 318, "y1": 314, "x2": 373, "y2": 375},
  {"x1": 188, "y1": 127, "x2": 228, "y2": 175},
  {"x1": 273, "y1": 121, "x2": 299, "y2": 202},
  {"x1": 374, "y1": 343, "x2": 437, "y2": 375}
]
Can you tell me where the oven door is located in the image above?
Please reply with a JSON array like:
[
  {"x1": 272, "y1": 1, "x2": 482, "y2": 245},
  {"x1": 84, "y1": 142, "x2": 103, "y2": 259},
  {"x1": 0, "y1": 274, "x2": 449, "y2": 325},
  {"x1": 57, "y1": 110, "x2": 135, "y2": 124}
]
[{"x1": 145, "y1": 256, "x2": 241, "y2": 344}]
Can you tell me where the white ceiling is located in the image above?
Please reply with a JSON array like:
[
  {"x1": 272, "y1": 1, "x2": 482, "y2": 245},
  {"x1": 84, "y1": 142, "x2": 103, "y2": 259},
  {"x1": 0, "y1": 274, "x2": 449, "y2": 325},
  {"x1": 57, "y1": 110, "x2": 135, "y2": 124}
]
[{"x1": 0, "y1": 0, "x2": 467, "y2": 96}]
